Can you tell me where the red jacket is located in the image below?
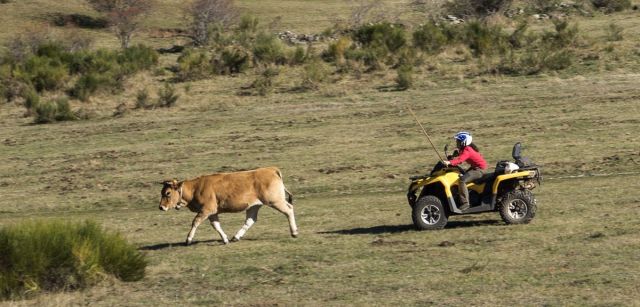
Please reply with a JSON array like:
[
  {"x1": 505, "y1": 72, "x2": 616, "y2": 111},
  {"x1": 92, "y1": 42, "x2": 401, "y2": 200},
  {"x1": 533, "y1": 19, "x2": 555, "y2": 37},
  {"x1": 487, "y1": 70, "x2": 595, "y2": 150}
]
[{"x1": 449, "y1": 146, "x2": 487, "y2": 170}]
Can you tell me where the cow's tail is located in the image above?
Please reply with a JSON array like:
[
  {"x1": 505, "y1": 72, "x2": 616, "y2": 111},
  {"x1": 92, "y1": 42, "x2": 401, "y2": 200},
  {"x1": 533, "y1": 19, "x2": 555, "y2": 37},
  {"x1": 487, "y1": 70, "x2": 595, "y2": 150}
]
[{"x1": 275, "y1": 168, "x2": 294, "y2": 205}]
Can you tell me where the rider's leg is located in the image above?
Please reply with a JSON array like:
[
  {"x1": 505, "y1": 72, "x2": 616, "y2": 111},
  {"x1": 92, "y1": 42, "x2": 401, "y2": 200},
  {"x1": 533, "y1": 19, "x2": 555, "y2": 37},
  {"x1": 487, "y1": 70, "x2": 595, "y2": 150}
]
[{"x1": 458, "y1": 169, "x2": 483, "y2": 210}]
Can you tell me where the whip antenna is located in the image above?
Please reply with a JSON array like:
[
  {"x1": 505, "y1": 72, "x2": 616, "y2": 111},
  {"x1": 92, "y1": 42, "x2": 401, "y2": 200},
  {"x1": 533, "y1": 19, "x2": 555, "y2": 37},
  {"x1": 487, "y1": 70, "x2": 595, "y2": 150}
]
[{"x1": 406, "y1": 105, "x2": 445, "y2": 162}]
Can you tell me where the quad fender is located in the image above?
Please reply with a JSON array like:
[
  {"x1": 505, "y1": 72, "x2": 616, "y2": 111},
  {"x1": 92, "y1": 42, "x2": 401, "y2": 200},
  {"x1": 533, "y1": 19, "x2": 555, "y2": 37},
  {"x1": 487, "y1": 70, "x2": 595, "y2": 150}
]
[
  {"x1": 408, "y1": 172, "x2": 465, "y2": 214},
  {"x1": 492, "y1": 170, "x2": 539, "y2": 194}
]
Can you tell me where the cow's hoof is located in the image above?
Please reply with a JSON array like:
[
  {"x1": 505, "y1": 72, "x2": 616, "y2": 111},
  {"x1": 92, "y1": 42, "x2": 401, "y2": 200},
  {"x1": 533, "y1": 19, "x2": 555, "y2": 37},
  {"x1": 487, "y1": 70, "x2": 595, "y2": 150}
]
[
  {"x1": 185, "y1": 240, "x2": 192, "y2": 246},
  {"x1": 223, "y1": 239, "x2": 230, "y2": 245},
  {"x1": 291, "y1": 233, "x2": 298, "y2": 238},
  {"x1": 231, "y1": 237, "x2": 240, "y2": 242}
]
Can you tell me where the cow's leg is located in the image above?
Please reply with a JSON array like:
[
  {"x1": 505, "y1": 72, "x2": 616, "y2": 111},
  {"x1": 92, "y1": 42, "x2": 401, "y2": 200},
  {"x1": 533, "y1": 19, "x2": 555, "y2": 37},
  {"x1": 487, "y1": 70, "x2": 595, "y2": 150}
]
[
  {"x1": 270, "y1": 200, "x2": 298, "y2": 238},
  {"x1": 208, "y1": 214, "x2": 229, "y2": 245},
  {"x1": 232, "y1": 205, "x2": 261, "y2": 242},
  {"x1": 186, "y1": 212, "x2": 210, "y2": 245}
]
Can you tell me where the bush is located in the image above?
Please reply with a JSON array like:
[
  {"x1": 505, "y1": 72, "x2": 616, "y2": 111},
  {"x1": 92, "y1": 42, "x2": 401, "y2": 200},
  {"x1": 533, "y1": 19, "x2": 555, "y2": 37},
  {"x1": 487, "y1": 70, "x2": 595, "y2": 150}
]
[
  {"x1": 322, "y1": 37, "x2": 351, "y2": 64},
  {"x1": 591, "y1": 0, "x2": 631, "y2": 12},
  {"x1": 252, "y1": 33, "x2": 286, "y2": 65},
  {"x1": 135, "y1": 88, "x2": 152, "y2": 109},
  {"x1": 462, "y1": 21, "x2": 510, "y2": 57},
  {"x1": 395, "y1": 65, "x2": 413, "y2": 90},
  {"x1": 118, "y1": 44, "x2": 159, "y2": 74},
  {"x1": 22, "y1": 88, "x2": 40, "y2": 111},
  {"x1": 0, "y1": 220, "x2": 146, "y2": 300},
  {"x1": 249, "y1": 65, "x2": 279, "y2": 96},
  {"x1": 34, "y1": 97, "x2": 76, "y2": 123},
  {"x1": 413, "y1": 23, "x2": 448, "y2": 54},
  {"x1": 176, "y1": 49, "x2": 211, "y2": 81},
  {"x1": 352, "y1": 22, "x2": 407, "y2": 53},
  {"x1": 212, "y1": 45, "x2": 251, "y2": 74},
  {"x1": 16, "y1": 56, "x2": 69, "y2": 92},
  {"x1": 444, "y1": 0, "x2": 513, "y2": 18},
  {"x1": 289, "y1": 45, "x2": 307, "y2": 66},
  {"x1": 157, "y1": 83, "x2": 179, "y2": 107},
  {"x1": 541, "y1": 20, "x2": 579, "y2": 50},
  {"x1": 299, "y1": 59, "x2": 329, "y2": 90}
]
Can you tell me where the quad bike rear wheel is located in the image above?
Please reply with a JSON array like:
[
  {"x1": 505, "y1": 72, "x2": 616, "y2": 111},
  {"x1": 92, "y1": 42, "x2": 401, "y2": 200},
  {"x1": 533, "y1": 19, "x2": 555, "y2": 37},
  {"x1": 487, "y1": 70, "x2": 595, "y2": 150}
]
[
  {"x1": 412, "y1": 195, "x2": 448, "y2": 230},
  {"x1": 498, "y1": 190, "x2": 537, "y2": 224}
]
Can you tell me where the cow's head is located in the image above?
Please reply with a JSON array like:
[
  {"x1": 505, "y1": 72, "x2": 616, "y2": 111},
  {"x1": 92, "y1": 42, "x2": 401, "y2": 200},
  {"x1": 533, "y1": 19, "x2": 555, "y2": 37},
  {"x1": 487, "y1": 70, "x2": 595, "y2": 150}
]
[{"x1": 159, "y1": 179, "x2": 183, "y2": 211}]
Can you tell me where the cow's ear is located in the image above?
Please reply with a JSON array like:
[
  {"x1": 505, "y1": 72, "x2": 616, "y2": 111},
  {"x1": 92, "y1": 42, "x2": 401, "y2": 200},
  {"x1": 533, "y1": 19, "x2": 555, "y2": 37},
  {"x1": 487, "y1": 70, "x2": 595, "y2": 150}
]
[{"x1": 177, "y1": 181, "x2": 184, "y2": 189}]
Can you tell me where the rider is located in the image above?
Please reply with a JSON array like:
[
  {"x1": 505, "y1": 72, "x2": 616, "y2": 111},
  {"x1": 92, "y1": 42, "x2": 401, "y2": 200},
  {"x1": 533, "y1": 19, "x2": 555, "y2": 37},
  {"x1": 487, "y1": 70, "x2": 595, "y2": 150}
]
[{"x1": 443, "y1": 131, "x2": 487, "y2": 211}]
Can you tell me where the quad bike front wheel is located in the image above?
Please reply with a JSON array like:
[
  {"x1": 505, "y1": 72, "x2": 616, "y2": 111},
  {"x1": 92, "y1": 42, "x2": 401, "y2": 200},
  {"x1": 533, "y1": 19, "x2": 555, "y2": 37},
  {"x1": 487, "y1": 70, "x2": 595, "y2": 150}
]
[
  {"x1": 412, "y1": 195, "x2": 448, "y2": 230},
  {"x1": 498, "y1": 190, "x2": 537, "y2": 224}
]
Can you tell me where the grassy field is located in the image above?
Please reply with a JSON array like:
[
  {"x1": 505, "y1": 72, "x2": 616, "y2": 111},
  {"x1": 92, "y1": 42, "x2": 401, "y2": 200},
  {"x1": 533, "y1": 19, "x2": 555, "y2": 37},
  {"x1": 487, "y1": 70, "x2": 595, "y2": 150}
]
[{"x1": 1, "y1": 0, "x2": 640, "y2": 305}]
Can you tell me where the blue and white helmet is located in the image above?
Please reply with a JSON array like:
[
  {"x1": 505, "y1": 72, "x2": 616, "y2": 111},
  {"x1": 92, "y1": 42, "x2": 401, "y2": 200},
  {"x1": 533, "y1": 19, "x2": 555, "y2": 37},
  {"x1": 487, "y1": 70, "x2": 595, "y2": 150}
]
[{"x1": 454, "y1": 131, "x2": 472, "y2": 147}]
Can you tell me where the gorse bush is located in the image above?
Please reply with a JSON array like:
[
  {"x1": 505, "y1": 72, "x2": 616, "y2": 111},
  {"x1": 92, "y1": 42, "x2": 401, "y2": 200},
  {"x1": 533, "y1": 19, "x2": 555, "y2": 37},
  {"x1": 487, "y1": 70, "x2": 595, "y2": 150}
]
[
  {"x1": 176, "y1": 49, "x2": 211, "y2": 81},
  {"x1": 157, "y1": 83, "x2": 179, "y2": 107},
  {"x1": 352, "y1": 22, "x2": 407, "y2": 53},
  {"x1": 34, "y1": 97, "x2": 76, "y2": 123},
  {"x1": 591, "y1": 0, "x2": 631, "y2": 12},
  {"x1": 444, "y1": 0, "x2": 513, "y2": 18},
  {"x1": 300, "y1": 59, "x2": 329, "y2": 90},
  {"x1": 395, "y1": 64, "x2": 413, "y2": 90},
  {"x1": 253, "y1": 32, "x2": 286, "y2": 65},
  {"x1": 0, "y1": 220, "x2": 146, "y2": 300},
  {"x1": 135, "y1": 88, "x2": 151, "y2": 109},
  {"x1": 3, "y1": 39, "x2": 158, "y2": 113},
  {"x1": 413, "y1": 23, "x2": 448, "y2": 54},
  {"x1": 215, "y1": 45, "x2": 251, "y2": 74}
]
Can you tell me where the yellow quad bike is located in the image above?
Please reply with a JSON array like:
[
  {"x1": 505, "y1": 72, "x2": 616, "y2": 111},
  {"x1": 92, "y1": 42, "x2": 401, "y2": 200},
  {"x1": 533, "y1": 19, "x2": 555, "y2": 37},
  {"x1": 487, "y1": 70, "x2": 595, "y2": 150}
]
[{"x1": 407, "y1": 143, "x2": 542, "y2": 230}]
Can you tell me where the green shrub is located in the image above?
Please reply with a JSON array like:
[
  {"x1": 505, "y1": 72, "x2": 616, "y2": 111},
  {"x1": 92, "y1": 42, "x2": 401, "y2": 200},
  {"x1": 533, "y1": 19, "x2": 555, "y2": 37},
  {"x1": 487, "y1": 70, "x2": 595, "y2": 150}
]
[
  {"x1": 541, "y1": 20, "x2": 579, "y2": 49},
  {"x1": 592, "y1": 0, "x2": 631, "y2": 12},
  {"x1": 413, "y1": 23, "x2": 448, "y2": 54},
  {"x1": 253, "y1": 33, "x2": 286, "y2": 65},
  {"x1": 34, "y1": 97, "x2": 76, "y2": 123},
  {"x1": 118, "y1": 44, "x2": 159, "y2": 74},
  {"x1": 238, "y1": 14, "x2": 259, "y2": 33},
  {"x1": 289, "y1": 45, "x2": 307, "y2": 65},
  {"x1": 16, "y1": 56, "x2": 69, "y2": 92},
  {"x1": 157, "y1": 83, "x2": 179, "y2": 107},
  {"x1": 213, "y1": 45, "x2": 251, "y2": 74},
  {"x1": 322, "y1": 37, "x2": 351, "y2": 64},
  {"x1": 70, "y1": 74, "x2": 98, "y2": 101},
  {"x1": 462, "y1": 21, "x2": 510, "y2": 57},
  {"x1": 0, "y1": 220, "x2": 146, "y2": 299},
  {"x1": 22, "y1": 88, "x2": 40, "y2": 111},
  {"x1": 444, "y1": 0, "x2": 513, "y2": 18},
  {"x1": 300, "y1": 59, "x2": 329, "y2": 90},
  {"x1": 352, "y1": 22, "x2": 407, "y2": 53},
  {"x1": 250, "y1": 65, "x2": 279, "y2": 96},
  {"x1": 135, "y1": 88, "x2": 152, "y2": 109},
  {"x1": 176, "y1": 49, "x2": 211, "y2": 81},
  {"x1": 395, "y1": 65, "x2": 413, "y2": 90}
]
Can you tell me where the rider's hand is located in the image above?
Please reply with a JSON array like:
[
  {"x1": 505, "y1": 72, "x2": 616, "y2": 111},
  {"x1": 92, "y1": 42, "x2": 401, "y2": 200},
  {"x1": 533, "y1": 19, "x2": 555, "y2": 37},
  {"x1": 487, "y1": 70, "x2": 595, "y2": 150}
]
[{"x1": 443, "y1": 160, "x2": 451, "y2": 166}]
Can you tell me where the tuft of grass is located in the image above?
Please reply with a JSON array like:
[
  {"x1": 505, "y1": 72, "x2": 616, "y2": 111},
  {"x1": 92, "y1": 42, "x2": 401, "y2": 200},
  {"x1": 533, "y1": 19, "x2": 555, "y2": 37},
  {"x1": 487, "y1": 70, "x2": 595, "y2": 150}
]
[
  {"x1": 0, "y1": 220, "x2": 146, "y2": 300},
  {"x1": 395, "y1": 64, "x2": 413, "y2": 90},
  {"x1": 157, "y1": 83, "x2": 179, "y2": 107}
]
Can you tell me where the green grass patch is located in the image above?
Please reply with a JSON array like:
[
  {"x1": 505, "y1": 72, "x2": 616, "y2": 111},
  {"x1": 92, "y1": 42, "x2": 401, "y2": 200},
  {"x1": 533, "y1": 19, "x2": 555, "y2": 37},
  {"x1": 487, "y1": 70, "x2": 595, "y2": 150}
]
[{"x1": 0, "y1": 220, "x2": 146, "y2": 300}]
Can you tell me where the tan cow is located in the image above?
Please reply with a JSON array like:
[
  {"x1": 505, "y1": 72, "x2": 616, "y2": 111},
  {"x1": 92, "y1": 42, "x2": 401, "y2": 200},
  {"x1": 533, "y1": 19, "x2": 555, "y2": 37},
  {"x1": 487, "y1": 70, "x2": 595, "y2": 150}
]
[{"x1": 158, "y1": 167, "x2": 298, "y2": 245}]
